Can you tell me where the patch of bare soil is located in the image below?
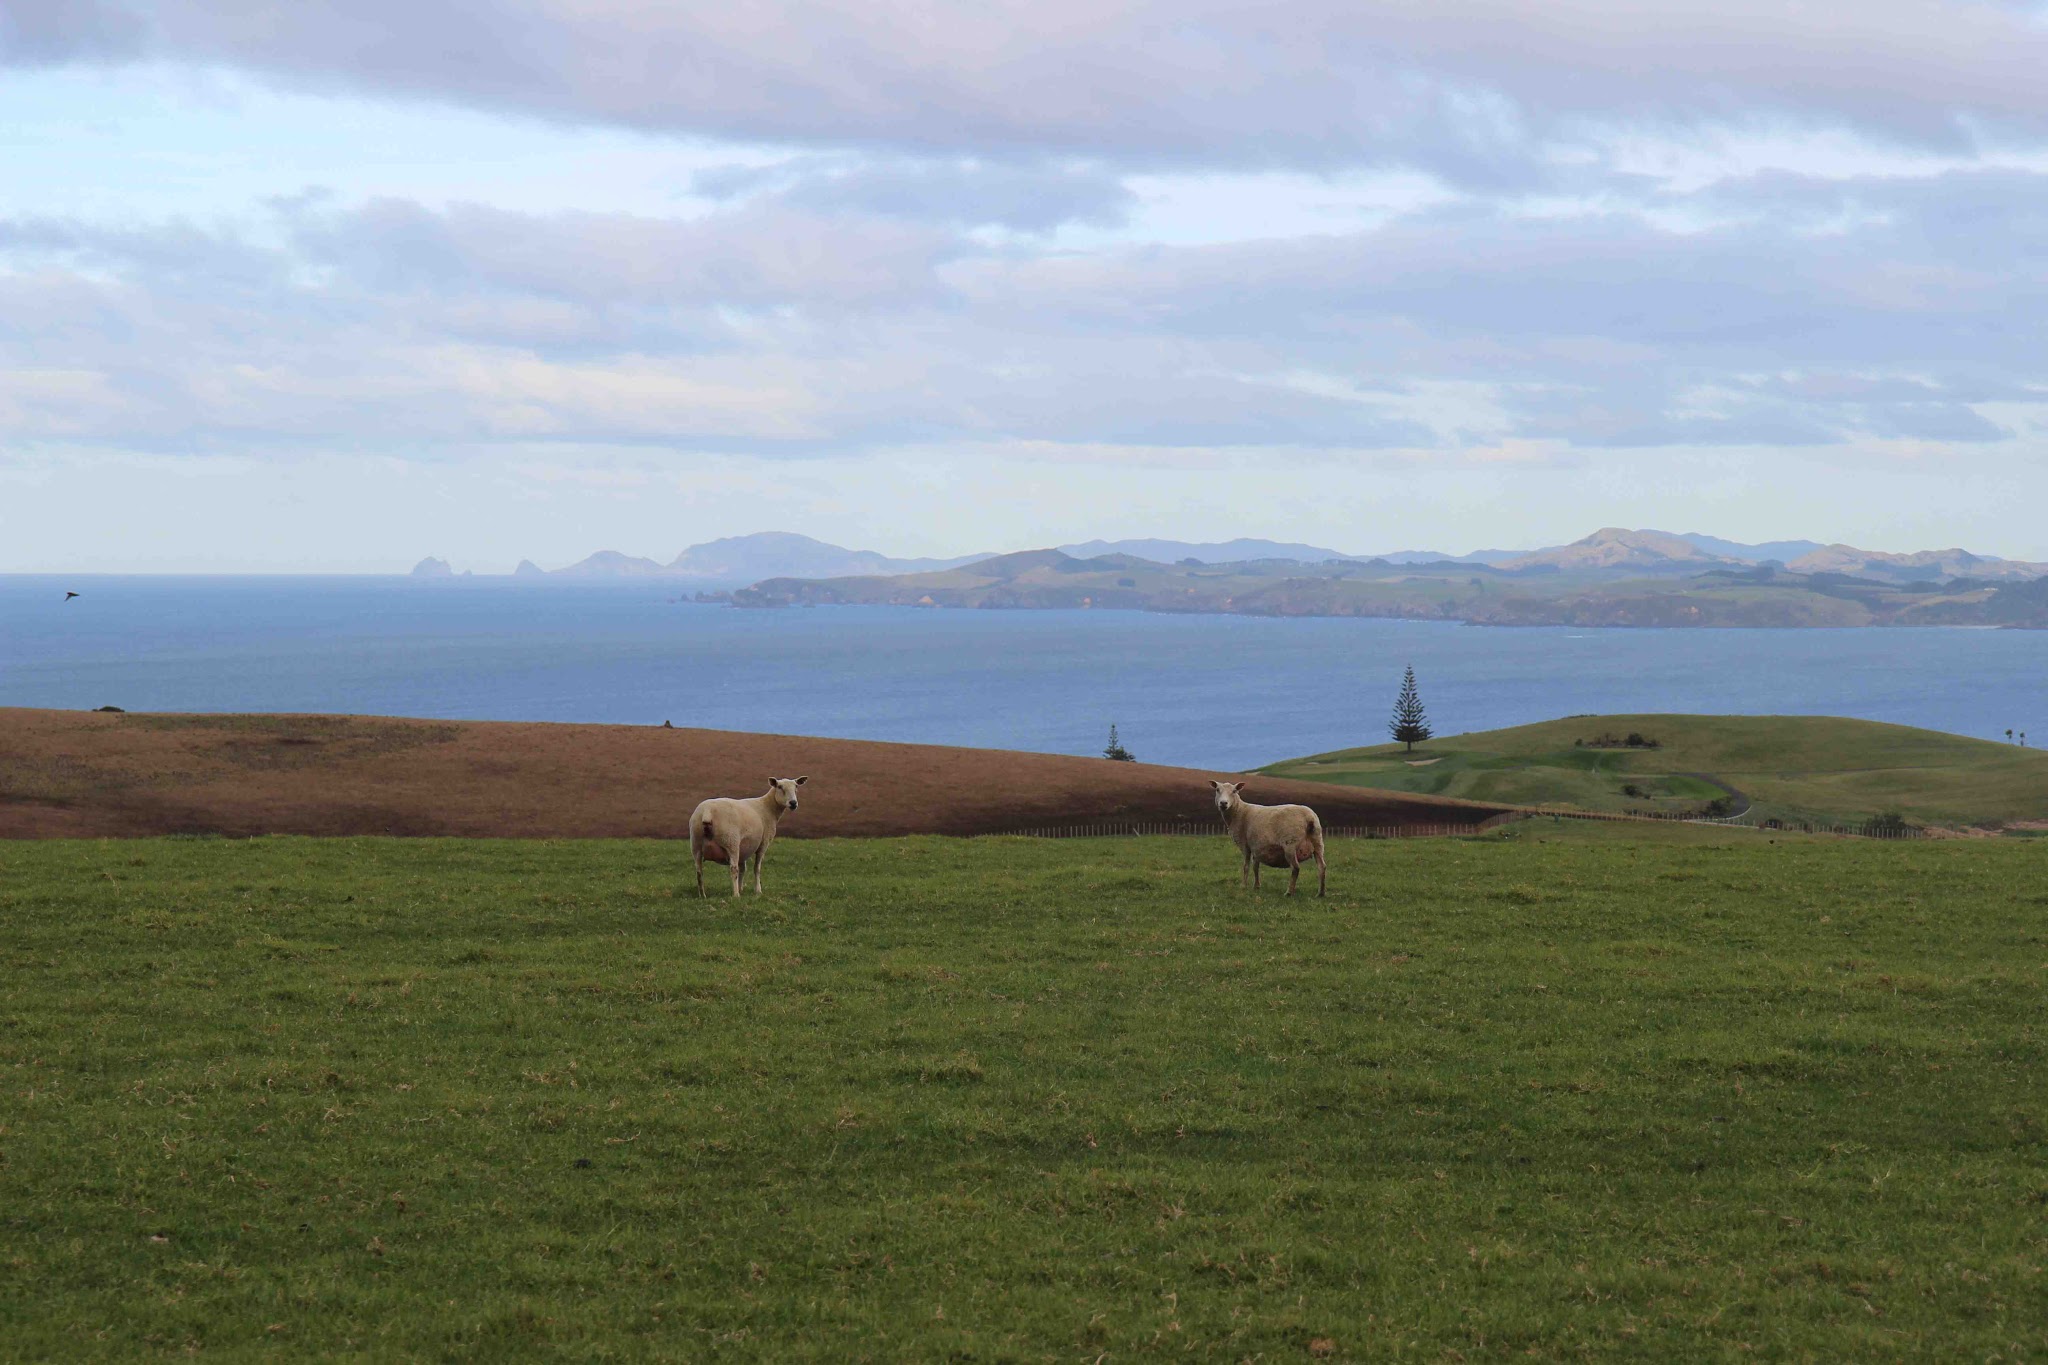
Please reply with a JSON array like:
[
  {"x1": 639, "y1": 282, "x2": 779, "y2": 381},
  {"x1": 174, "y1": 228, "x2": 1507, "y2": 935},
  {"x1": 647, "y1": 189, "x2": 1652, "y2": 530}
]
[
  {"x1": 0, "y1": 708, "x2": 1512, "y2": 840},
  {"x1": 1938, "y1": 819, "x2": 2048, "y2": 840}
]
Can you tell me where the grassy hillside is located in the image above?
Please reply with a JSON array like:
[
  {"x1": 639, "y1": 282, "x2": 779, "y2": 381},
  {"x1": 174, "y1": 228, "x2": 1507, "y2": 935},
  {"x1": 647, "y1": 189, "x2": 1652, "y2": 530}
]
[
  {"x1": 0, "y1": 707, "x2": 1505, "y2": 839},
  {"x1": 1262, "y1": 714, "x2": 2048, "y2": 829},
  {"x1": 4, "y1": 834, "x2": 2046, "y2": 1359}
]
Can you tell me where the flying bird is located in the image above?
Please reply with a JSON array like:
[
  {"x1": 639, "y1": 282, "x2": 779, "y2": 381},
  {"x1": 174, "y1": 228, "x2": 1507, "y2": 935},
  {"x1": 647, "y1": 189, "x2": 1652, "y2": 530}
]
[{"x1": 64, "y1": 591, "x2": 79, "y2": 601}]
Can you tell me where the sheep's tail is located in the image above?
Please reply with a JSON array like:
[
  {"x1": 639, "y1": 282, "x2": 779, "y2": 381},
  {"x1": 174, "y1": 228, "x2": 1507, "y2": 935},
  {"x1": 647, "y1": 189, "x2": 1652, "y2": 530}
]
[{"x1": 699, "y1": 818, "x2": 714, "y2": 842}]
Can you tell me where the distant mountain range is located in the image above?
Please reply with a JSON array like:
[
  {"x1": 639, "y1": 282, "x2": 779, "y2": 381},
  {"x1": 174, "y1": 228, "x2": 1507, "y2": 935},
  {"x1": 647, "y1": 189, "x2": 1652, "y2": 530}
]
[
  {"x1": 1054, "y1": 532, "x2": 1834, "y2": 568},
  {"x1": 1052, "y1": 537, "x2": 1519, "y2": 566},
  {"x1": 728, "y1": 539, "x2": 2048, "y2": 629},
  {"x1": 1784, "y1": 544, "x2": 2048, "y2": 582},
  {"x1": 1493, "y1": 528, "x2": 2048, "y2": 583},
  {"x1": 413, "y1": 528, "x2": 2048, "y2": 590},
  {"x1": 414, "y1": 533, "x2": 990, "y2": 586},
  {"x1": 1675, "y1": 532, "x2": 1828, "y2": 563}
]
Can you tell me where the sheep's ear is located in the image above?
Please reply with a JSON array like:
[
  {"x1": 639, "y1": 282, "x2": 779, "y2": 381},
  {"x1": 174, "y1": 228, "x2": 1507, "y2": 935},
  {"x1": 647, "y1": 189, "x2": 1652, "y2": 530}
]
[
  {"x1": 795, "y1": 775, "x2": 808, "y2": 785},
  {"x1": 1209, "y1": 780, "x2": 1221, "y2": 790}
]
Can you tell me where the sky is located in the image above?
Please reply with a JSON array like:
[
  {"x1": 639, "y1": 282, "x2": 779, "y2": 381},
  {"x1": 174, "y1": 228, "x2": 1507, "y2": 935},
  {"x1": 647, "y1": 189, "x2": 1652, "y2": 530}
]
[{"x1": 4, "y1": 1, "x2": 2048, "y2": 572}]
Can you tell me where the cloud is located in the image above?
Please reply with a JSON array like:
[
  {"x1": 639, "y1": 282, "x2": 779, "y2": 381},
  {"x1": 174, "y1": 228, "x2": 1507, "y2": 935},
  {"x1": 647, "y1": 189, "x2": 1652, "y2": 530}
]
[
  {"x1": 693, "y1": 156, "x2": 1137, "y2": 231},
  {"x1": 13, "y1": 0, "x2": 2048, "y2": 182},
  {"x1": 2, "y1": 149, "x2": 2045, "y2": 457},
  {"x1": 288, "y1": 197, "x2": 961, "y2": 309},
  {"x1": 0, "y1": 0, "x2": 142, "y2": 62}
]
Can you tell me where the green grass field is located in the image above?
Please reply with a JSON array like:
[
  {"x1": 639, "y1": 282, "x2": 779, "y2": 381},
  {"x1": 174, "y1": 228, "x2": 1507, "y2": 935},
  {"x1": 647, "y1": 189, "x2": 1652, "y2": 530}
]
[
  {"x1": 1262, "y1": 714, "x2": 2048, "y2": 830},
  {"x1": 4, "y1": 833, "x2": 2046, "y2": 1360}
]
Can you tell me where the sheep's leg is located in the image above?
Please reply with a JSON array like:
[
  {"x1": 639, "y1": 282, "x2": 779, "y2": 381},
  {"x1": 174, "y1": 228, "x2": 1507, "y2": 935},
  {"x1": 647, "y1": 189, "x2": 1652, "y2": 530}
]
[
  {"x1": 1285, "y1": 849, "x2": 1301, "y2": 896},
  {"x1": 730, "y1": 848, "x2": 745, "y2": 898},
  {"x1": 752, "y1": 845, "x2": 766, "y2": 895},
  {"x1": 694, "y1": 848, "x2": 705, "y2": 899},
  {"x1": 1316, "y1": 846, "x2": 1327, "y2": 898}
]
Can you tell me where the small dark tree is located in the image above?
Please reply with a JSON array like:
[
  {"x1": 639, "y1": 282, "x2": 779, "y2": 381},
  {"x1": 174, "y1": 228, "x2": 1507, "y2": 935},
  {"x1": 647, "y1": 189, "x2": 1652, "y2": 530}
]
[
  {"x1": 1388, "y1": 665, "x2": 1433, "y2": 752},
  {"x1": 1102, "y1": 724, "x2": 1136, "y2": 762}
]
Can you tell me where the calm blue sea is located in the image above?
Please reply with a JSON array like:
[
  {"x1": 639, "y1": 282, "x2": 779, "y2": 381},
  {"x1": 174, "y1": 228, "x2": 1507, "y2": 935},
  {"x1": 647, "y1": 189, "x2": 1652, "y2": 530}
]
[{"x1": 2, "y1": 575, "x2": 2041, "y2": 769}]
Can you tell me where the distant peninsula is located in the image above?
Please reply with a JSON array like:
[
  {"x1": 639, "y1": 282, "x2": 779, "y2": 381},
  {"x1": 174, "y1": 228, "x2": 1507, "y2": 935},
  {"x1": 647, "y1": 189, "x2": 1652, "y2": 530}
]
[
  {"x1": 413, "y1": 527, "x2": 2048, "y2": 628},
  {"x1": 723, "y1": 529, "x2": 2048, "y2": 629}
]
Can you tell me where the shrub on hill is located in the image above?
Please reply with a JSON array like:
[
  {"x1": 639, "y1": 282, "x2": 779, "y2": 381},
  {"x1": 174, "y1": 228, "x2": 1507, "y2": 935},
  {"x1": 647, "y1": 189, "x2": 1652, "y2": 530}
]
[{"x1": 1579, "y1": 732, "x2": 1660, "y2": 749}]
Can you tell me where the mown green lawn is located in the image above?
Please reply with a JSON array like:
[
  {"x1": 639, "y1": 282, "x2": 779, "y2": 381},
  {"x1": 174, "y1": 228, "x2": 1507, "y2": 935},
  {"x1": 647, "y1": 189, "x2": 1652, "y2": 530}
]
[{"x1": 3, "y1": 833, "x2": 2045, "y2": 1360}]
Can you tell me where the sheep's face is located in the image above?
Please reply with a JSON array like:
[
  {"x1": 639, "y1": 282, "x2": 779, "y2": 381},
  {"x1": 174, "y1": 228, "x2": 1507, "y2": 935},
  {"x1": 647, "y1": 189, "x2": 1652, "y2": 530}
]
[
  {"x1": 1210, "y1": 780, "x2": 1244, "y2": 816},
  {"x1": 769, "y1": 776, "x2": 808, "y2": 811}
]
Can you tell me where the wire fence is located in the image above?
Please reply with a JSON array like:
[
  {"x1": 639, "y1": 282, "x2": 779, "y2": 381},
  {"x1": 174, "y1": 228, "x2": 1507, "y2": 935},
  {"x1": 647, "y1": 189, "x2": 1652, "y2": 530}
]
[
  {"x1": 1516, "y1": 806, "x2": 1928, "y2": 839},
  {"x1": 1717, "y1": 818, "x2": 1924, "y2": 839},
  {"x1": 1005, "y1": 821, "x2": 1495, "y2": 840},
  {"x1": 1006, "y1": 809, "x2": 1927, "y2": 841}
]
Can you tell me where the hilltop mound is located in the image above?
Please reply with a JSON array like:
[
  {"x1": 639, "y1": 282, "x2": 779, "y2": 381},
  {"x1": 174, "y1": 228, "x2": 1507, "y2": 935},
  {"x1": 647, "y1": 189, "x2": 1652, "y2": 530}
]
[
  {"x1": 953, "y1": 548, "x2": 1078, "y2": 578},
  {"x1": 0, "y1": 708, "x2": 1508, "y2": 840},
  {"x1": 1502, "y1": 528, "x2": 1738, "y2": 573},
  {"x1": 1786, "y1": 544, "x2": 2048, "y2": 583}
]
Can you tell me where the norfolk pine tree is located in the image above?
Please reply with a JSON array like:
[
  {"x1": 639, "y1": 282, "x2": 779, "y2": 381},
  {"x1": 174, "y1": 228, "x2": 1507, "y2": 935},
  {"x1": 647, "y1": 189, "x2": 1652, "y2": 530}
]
[{"x1": 1389, "y1": 665, "x2": 1433, "y2": 752}]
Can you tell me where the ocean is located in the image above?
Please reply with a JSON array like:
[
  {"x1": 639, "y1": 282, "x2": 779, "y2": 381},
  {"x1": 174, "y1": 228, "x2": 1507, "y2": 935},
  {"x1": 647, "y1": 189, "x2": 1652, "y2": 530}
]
[{"x1": 2, "y1": 575, "x2": 2041, "y2": 770}]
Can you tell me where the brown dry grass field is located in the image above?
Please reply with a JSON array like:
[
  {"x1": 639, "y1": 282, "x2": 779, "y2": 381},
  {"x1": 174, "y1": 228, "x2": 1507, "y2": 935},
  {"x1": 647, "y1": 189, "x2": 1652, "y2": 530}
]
[{"x1": 0, "y1": 707, "x2": 1508, "y2": 840}]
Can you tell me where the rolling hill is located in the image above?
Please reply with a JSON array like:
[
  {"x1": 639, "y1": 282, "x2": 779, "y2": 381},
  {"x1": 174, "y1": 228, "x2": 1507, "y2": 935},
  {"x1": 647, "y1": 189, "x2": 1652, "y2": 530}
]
[
  {"x1": 1785, "y1": 544, "x2": 2048, "y2": 582},
  {"x1": 1501, "y1": 527, "x2": 1742, "y2": 573},
  {"x1": 1260, "y1": 714, "x2": 2048, "y2": 830},
  {"x1": 0, "y1": 708, "x2": 1508, "y2": 840}
]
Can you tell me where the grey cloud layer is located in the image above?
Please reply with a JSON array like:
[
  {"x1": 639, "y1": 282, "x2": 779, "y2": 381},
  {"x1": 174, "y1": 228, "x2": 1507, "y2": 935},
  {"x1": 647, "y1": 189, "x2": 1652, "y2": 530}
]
[
  {"x1": 3, "y1": 166, "x2": 2041, "y2": 455},
  {"x1": 11, "y1": 1, "x2": 2048, "y2": 173}
]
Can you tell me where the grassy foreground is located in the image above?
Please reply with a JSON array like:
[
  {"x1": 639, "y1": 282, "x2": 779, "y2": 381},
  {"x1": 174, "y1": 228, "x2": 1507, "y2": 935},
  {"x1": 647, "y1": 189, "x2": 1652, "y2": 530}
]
[
  {"x1": 1263, "y1": 714, "x2": 2048, "y2": 830},
  {"x1": 3, "y1": 833, "x2": 2045, "y2": 1360}
]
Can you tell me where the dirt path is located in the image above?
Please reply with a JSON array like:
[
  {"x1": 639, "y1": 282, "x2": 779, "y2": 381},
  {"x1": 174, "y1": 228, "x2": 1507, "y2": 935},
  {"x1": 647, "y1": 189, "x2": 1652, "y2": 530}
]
[
  {"x1": 0, "y1": 708, "x2": 1512, "y2": 840},
  {"x1": 1675, "y1": 772, "x2": 1753, "y2": 820}
]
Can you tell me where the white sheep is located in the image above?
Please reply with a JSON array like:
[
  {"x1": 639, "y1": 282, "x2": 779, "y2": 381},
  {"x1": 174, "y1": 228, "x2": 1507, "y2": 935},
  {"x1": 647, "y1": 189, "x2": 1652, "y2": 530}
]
[
  {"x1": 1210, "y1": 780, "x2": 1326, "y2": 896},
  {"x1": 692, "y1": 776, "x2": 807, "y2": 897}
]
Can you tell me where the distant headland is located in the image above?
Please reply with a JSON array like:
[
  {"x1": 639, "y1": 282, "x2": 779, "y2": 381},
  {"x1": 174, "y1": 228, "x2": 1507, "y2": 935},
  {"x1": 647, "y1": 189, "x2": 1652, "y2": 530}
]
[{"x1": 413, "y1": 528, "x2": 2048, "y2": 629}]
